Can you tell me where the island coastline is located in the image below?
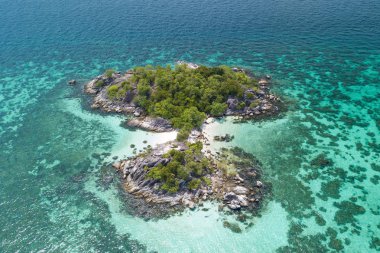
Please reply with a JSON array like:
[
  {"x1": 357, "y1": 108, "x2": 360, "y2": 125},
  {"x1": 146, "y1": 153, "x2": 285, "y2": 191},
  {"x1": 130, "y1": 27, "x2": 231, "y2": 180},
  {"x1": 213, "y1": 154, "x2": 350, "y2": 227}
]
[{"x1": 83, "y1": 62, "x2": 281, "y2": 218}]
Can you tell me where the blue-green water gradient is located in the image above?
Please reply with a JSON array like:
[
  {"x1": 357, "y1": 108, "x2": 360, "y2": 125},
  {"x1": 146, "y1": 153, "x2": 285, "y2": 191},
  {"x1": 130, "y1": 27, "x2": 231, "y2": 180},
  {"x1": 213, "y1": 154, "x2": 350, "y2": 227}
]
[{"x1": 0, "y1": 0, "x2": 379, "y2": 252}]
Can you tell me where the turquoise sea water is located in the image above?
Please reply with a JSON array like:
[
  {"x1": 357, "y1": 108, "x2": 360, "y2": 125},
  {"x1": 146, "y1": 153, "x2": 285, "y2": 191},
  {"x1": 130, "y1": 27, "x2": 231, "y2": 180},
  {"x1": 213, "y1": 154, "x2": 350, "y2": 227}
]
[{"x1": 0, "y1": 0, "x2": 379, "y2": 252}]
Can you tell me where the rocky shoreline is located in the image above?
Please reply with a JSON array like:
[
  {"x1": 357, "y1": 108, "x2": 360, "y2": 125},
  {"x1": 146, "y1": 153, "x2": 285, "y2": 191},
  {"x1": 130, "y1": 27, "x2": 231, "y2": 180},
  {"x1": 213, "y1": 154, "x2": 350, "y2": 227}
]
[
  {"x1": 111, "y1": 131, "x2": 266, "y2": 214},
  {"x1": 82, "y1": 62, "x2": 279, "y2": 217},
  {"x1": 84, "y1": 62, "x2": 281, "y2": 133},
  {"x1": 85, "y1": 71, "x2": 136, "y2": 113},
  {"x1": 126, "y1": 117, "x2": 173, "y2": 132}
]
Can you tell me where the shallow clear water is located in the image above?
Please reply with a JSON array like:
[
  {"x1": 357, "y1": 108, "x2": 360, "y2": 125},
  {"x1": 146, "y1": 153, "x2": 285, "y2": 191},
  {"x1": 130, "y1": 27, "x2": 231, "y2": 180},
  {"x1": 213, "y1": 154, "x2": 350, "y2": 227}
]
[{"x1": 0, "y1": 0, "x2": 379, "y2": 252}]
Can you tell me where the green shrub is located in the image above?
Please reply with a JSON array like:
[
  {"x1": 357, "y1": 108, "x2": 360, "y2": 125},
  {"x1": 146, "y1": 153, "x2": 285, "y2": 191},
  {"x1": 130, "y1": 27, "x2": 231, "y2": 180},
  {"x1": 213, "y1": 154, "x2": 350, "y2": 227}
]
[
  {"x1": 137, "y1": 82, "x2": 151, "y2": 96},
  {"x1": 120, "y1": 80, "x2": 128, "y2": 88},
  {"x1": 249, "y1": 99, "x2": 260, "y2": 108},
  {"x1": 210, "y1": 102, "x2": 227, "y2": 117},
  {"x1": 237, "y1": 101, "x2": 246, "y2": 110},
  {"x1": 177, "y1": 128, "x2": 191, "y2": 141},
  {"x1": 95, "y1": 80, "x2": 105, "y2": 88},
  {"x1": 146, "y1": 142, "x2": 210, "y2": 192},
  {"x1": 188, "y1": 178, "x2": 201, "y2": 190},
  {"x1": 104, "y1": 64, "x2": 258, "y2": 131},
  {"x1": 172, "y1": 107, "x2": 206, "y2": 130},
  {"x1": 107, "y1": 84, "x2": 119, "y2": 99},
  {"x1": 133, "y1": 95, "x2": 151, "y2": 110},
  {"x1": 202, "y1": 177, "x2": 212, "y2": 186},
  {"x1": 105, "y1": 69, "x2": 115, "y2": 78},
  {"x1": 246, "y1": 92, "x2": 255, "y2": 100},
  {"x1": 161, "y1": 178, "x2": 179, "y2": 193}
]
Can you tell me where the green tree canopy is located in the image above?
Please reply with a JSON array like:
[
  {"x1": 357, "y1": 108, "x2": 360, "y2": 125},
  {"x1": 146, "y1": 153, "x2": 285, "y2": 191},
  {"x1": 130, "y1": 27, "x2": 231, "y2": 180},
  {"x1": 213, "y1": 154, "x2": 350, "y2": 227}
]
[{"x1": 105, "y1": 64, "x2": 259, "y2": 138}]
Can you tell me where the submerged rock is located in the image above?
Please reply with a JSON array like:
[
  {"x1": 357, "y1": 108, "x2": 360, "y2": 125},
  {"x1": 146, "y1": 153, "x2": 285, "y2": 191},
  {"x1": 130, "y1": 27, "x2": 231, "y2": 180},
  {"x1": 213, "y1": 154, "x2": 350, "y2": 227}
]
[
  {"x1": 223, "y1": 221, "x2": 242, "y2": 233},
  {"x1": 213, "y1": 134, "x2": 234, "y2": 142},
  {"x1": 227, "y1": 200, "x2": 241, "y2": 210}
]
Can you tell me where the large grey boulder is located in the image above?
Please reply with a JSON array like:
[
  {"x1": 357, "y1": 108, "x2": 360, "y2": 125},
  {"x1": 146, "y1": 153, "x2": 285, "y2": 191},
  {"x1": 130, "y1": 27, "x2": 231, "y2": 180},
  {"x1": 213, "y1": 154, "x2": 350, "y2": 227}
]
[
  {"x1": 233, "y1": 186, "x2": 249, "y2": 195},
  {"x1": 127, "y1": 117, "x2": 173, "y2": 132},
  {"x1": 224, "y1": 192, "x2": 237, "y2": 202}
]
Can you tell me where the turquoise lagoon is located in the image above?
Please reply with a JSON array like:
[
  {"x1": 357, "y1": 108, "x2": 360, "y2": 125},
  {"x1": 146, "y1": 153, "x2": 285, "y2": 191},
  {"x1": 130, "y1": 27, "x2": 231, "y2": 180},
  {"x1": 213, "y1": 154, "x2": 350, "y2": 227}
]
[{"x1": 0, "y1": 0, "x2": 379, "y2": 252}]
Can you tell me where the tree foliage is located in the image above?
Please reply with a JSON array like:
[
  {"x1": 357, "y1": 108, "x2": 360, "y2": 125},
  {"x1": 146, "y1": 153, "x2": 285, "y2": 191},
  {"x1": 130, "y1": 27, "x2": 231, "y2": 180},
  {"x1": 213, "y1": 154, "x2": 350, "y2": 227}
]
[
  {"x1": 146, "y1": 142, "x2": 211, "y2": 192},
  {"x1": 210, "y1": 102, "x2": 228, "y2": 117},
  {"x1": 104, "y1": 69, "x2": 115, "y2": 78},
  {"x1": 105, "y1": 64, "x2": 259, "y2": 136}
]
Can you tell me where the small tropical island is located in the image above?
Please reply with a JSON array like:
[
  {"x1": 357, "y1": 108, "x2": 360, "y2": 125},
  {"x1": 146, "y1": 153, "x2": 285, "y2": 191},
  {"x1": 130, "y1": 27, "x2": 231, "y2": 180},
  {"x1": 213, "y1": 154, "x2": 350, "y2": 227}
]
[{"x1": 84, "y1": 62, "x2": 281, "y2": 216}]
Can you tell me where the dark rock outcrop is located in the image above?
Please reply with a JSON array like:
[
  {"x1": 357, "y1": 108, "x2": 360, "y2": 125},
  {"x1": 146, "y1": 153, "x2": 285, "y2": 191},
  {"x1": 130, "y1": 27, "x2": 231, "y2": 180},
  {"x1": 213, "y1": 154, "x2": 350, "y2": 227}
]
[
  {"x1": 127, "y1": 117, "x2": 173, "y2": 132},
  {"x1": 113, "y1": 140, "x2": 266, "y2": 215}
]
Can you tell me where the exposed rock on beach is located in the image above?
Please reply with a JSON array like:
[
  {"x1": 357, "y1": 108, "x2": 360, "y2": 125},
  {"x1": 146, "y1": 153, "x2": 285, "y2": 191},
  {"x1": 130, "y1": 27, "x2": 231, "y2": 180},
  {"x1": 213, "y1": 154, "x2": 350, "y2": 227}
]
[{"x1": 126, "y1": 117, "x2": 173, "y2": 132}]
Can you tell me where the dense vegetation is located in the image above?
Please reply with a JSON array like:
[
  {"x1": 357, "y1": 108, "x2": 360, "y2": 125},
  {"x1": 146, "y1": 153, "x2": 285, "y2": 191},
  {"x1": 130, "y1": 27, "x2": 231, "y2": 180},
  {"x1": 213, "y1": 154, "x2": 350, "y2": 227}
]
[
  {"x1": 145, "y1": 142, "x2": 212, "y2": 193},
  {"x1": 106, "y1": 64, "x2": 259, "y2": 136}
]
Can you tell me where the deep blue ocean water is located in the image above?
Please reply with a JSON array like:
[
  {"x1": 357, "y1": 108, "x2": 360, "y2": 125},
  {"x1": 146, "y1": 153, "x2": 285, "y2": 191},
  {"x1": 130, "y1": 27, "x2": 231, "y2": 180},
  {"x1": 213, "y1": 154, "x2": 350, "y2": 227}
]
[{"x1": 0, "y1": 0, "x2": 379, "y2": 252}]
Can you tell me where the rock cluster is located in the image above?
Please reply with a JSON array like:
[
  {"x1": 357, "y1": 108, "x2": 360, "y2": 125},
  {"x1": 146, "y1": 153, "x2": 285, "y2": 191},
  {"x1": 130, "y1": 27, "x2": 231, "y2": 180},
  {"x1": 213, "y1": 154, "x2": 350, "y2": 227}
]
[
  {"x1": 222, "y1": 183, "x2": 262, "y2": 210},
  {"x1": 176, "y1": 60, "x2": 199, "y2": 69},
  {"x1": 225, "y1": 77, "x2": 280, "y2": 117},
  {"x1": 84, "y1": 72, "x2": 177, "y2": 132},
  {"x1": 113, "y1": 141, "x2": 265, "y2": 213},
  {"x1": 113, "y1": 142, "x2": 210, "y2": 208},
  {"x1": 214, "y1": 134, "x2": 234, "y2": 142},
  {"x1": 85, "y1": 73, "x2": 136, "y2": 113},
  {"x1": 126, "y1": 117, "x2": 173, "y2": 132},
  {"x1": 83, "y1": 63, "x2": 281, "y2": 133}
]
